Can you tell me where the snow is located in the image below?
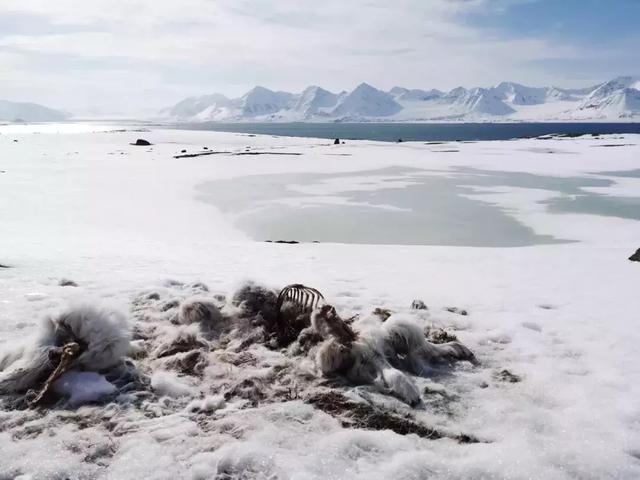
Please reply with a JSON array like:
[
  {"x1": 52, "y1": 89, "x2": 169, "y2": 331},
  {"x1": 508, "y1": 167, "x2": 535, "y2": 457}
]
[
  {"x1": 0, "y1": 124, "x2": 640, "y2": 478},
  {"x1": 53, "y1": 371, "x2": 116, "y2": 406},
  {"x1": 164, "y1": 76, "x2": 640, "y2": 122}
]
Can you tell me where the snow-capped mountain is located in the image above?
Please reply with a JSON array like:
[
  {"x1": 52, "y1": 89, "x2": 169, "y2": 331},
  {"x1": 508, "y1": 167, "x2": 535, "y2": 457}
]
[
  {"x1": 237, "y1": 86, "x2": 295, "y2": 117},
  {"x1": 453, "y1": 87, "x2": 515, "y2": 116},
  {"x1": 293, "y1": 86, "x2": 341, "y2": 118},
  {"x1": 390, "y1": 87, "x2": 443, "y2": 101},
  {"x1": 576, "y1": 76, "x2": 640, "y2": 119},
  {"x1": 0, "y1": 100, "x2": 70, "y2": 122},
  {"x1": 165, "y1": 76, "x2": 640, "y2": 122},
  {"x1": 331, "y1": 83, "x2": 401, "y2": 119},
  {"x1": 167, "y1": 94, "x2": 231, "y2": 119}
]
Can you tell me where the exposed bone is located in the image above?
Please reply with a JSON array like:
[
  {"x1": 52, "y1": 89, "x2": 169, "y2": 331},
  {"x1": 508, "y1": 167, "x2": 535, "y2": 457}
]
[
  {"x1": 276, "y1": 284, "x2": 325, "y2": 320},
  {"x1": 27, "y1": 342, "x2": 80, "y2": 407}
]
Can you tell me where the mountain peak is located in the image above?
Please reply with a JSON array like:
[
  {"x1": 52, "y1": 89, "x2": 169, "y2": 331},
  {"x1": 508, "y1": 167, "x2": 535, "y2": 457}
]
[
  {"x1": 332, "y1": 84, "x2": 401, "y2": 118},
  {"x1": 353, "y1": 82, "x2": 377, "y2": 92}
]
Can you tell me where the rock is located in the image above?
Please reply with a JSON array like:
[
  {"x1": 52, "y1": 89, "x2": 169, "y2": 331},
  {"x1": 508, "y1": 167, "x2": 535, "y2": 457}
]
[
  {"x1": 181, "y1": 149, "x2": 187, "y2": 153},
  {"x1": 334, "y1": 138, "x2": 340, "y2": 145},
  {"x1": 629, "y1": 248, "x2": 640, "y2": 262},
  {"x1": 265, "y1": 240, "x2": 299, "y2": 244},
  {"x1": 0, "y1": 263, "x2": 10, "y2": 268},
  {"x1": 58, "y1": 278, "x2": 78, "y2": 287},
  {"x1": 411, "y1": 299, "x2": 428, "y2": 310},
  {"x1": 130, "y1": 138, "x2": 152, "y2": 146}
]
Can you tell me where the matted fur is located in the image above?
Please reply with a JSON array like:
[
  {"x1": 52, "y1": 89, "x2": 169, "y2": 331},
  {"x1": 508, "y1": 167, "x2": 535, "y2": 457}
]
[
  {"x1": 0, "y1": 304, "x2": 131, "y2": 394},
  {"x1": 179, "y1": 298, "x2": 223, "y2": 327},
  {"x1": 311, "y1": 308, "x2": 477, "y2": 406}
]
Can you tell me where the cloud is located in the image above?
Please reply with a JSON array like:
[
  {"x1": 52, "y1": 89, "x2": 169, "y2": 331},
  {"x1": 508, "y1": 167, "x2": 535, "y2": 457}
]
[{"x1": 0, "y1": 0, "x2": 628, "y2": 115}]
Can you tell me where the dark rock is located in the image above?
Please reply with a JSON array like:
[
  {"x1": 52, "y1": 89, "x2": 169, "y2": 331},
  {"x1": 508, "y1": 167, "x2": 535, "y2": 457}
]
[
  {"x1": 397, "y1": 138, "x2": 403, "y2": 143},
  {"x1": 130, "y1": 139, "x2": 152, "y2": 146},
  {"x1": 334, "y1": 138, "x2": 340, "y2": 145},
  {"x1": 181, "y1": 149, "x2": 187, "y2": 153},
  {"x1": 58, "y1": 278, "x2": 78, "y2": 287},
  {"x1": 629, "y1": 248, "x2": 640, "y2": 262},
  {"x1": 265, "y1": 240, "x2": 299, "y2": 244},
  {"x1": 411, "y1": 299, "x2": 428, "y2": 310},
  {"x1": 0, "y1": 263, "x2": 10, "y2": 268},
  {"x1": 203, "y1": 146, "x2": 208, "y2": 150}
]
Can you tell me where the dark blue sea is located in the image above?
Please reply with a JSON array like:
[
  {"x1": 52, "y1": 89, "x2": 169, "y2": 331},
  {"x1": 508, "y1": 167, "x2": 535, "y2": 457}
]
[{"x1": 173, "y1": 122, "x2": 640, "y2": 142}]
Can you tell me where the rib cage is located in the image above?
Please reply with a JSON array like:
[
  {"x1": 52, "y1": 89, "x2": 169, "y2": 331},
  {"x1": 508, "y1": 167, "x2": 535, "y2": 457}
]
[{"x1": 276, "y1": 284, "x2": 325, "y2": 317}]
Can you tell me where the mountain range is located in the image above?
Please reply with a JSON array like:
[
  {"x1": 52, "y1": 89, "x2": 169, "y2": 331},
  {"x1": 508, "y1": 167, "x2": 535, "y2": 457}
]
[
  {"x1": 164, "y1": 76, "x2": 640, "y2": 122},
  {"x1": 0, "y1": 100, "x2": 70, "y2": 122}
]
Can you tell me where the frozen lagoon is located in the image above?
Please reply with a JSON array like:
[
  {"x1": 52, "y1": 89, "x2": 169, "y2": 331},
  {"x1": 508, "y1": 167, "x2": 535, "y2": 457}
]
[
  {"x1": 197, "y1": 164, "x2": 640, "y2": 246},
  {"x1": 0, "y1": 124, "x2": 639, "y2": 479}
]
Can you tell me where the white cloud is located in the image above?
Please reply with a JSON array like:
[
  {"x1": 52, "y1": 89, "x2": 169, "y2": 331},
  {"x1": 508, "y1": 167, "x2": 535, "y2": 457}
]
[{"x1": 0, "y1": 0, "x2": 626, "y2": 115}]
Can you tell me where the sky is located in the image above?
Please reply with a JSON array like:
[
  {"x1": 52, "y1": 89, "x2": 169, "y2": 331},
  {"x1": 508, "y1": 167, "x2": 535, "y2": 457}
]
[{"x1": 0, "y1": 0, "x2": 637, "y2": 116}]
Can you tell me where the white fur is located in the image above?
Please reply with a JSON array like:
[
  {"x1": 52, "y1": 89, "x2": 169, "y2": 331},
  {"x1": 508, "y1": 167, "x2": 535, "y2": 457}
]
[
  {"x1": 312, "y1": 311, "x2": 477, "y2": 406},
  {"x1": 0, "y1": 304, "x2": 131, "y2": 394},
  {"x1": 380, "y1": 367, "x2": 421, "y2": 406}
]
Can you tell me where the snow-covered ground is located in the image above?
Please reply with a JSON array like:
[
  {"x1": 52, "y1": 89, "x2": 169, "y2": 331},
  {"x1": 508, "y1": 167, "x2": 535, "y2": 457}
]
[{"x1": 0, "y1": 124, "x2": 639, "y2": 479}]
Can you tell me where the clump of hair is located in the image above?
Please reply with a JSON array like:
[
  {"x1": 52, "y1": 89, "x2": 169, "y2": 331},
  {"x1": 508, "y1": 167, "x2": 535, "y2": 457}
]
[{"x1": 232, "y1": 282, "x2": 279, "y2": 327}]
